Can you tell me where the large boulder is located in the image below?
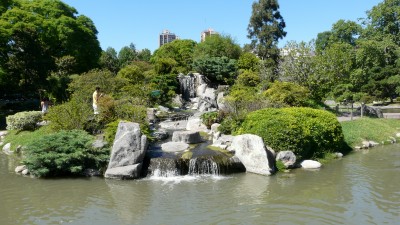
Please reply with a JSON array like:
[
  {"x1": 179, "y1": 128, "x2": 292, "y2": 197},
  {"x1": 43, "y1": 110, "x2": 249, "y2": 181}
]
[
  {"x1": 161, "y1": 142, "x2": 189, "y2": 152},
  {"x1": 231, "y1": 134, "x2": 275, "y2": 176},
  {"x1": 172, "y1": 130, "x2": 203, "y2": 144},
  {"x1": 355, "y1": 105, "x2": 383, "y2": 118},
  {"x1": 186, "y1": 117, "x2": 208, "y2": 132},
  {"x1": 105, "y1": 122, "x2": 148, "y2": 179},
  {"x1": 276, "y1": 151, "x2": 296, "y2": 168}
]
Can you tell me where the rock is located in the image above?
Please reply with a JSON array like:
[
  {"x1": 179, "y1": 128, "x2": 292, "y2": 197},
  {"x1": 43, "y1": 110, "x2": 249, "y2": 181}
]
[
  {"x1": 186, "y1": 117, "x2": 208, "y2": 132},
  {"x1": 105, "y1": 122, "x2": 148, "y2": 179},
  {"x1": 276, "y1": 151, "x2": 296, "y2": 168},
  {"x1": 92, "y1": 139, "x2": 107, "y2": 149},
  {"x1": 334, "y1": 152, "x2": 343, "y2": 158},
  {"x1": 172, "y1": 130, "x2": 203, "y2": 144},
  {"x1": 231, "y1": 134, "x2": 275, "y2": 176},
  {"x1": 146, "y1": 108, "x2": 157, "y2": 122},
  {"x1": 157, "y1": 105, "x2": 170, "y2": 112},
  {"x1": 105, "y1": 164, "x2": 142, "y2": 179},
  {"x1": 396, "y1": 133, "x2": 400, "y2": 138},
  {"x1": 355, "y1": 105, "x2": 383, "y2": 118},
  {"x1": 217, "y1": 92, "x2": 227, "y2": 111},
  {"x1": 152, "y1": 129, "x2": 169, "y2": 141},
  {"x1": 159, "y1": 120, "x2": 188, "y2": 130},
  {"x1": 21, "y1": 169, "x2": 29, "y2": 175},
  {"x1": 161, "y1": 142, "x2": 189, "y2": 152},
  {"x1": 172, "y1": 94, "x2": 184, "y2": 108},
  {"x1": 2, "y1": 143, "x2": 12, "y2": 155},
  {"x1": 301, "y1": 160, "x2": 322, "y2": 169},
  {"x1": 15, "y1": 165, "x2": 27, "y2": 173},
  {"x1": 213, "y1": 134, "x2": 234, "y2": 151},
  {"x1": 82, "y1": 168, "x2": 102, "y2": 177},
  {"x1": 0, "y1": 130, "x2": 8, "y2": 137}
]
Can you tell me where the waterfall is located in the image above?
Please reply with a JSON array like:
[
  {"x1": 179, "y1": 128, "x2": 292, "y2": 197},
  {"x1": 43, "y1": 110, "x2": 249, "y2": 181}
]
[
  {"x1": 179, "y1": 74, "x2": 196, "y2": 101},
  {"x1": 188, "y1": 157, "x2": 220, "y2": 176},
  {"x1": 148, "y1": 158, "x2": 180, "y2": 177}
]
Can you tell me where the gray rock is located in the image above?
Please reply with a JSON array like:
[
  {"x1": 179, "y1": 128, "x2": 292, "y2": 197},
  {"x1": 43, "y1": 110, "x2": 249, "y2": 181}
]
[
  {"x1": 2, "y1": 143, "x2": 12, "y2": 155},
  {"x1": 161, "y1": 142, "x2": 189, "y2": 152},
  {"x1": 21, "y1": 169, "x2": 29, "y2": 175},
  {"x1": 0, "y1": 130, "x2": 8, "y2": 137},
  {"x1": 105, "y1": 122, "x2": 148, "y2": 179},
  {"x1": 15, "y1": 165, "x2": 27, "y2": 173},
  {"x1": 334, "y1": 152, "x2": 343, "y2": 158},
  {"x1": 231, "y1": 134, "x2": 275, "y2": 175},
  {"x1": 82, "y1": 168, "x2": 102, "y2": 177},
  {"x1": 172, "y1": 130, "x2": 203, "y2": 144},
  {"x1": 152, "y1": 129, "x2": 169, "y2": 141},
  {"x1": 159, "y1": 120, "x2": 188, "y2": 130},
  {"x1": 104, "y1": 164, "x2": 142, "y2": 179},
  {"x1": 355, "y1": 105, "x2": 383, "y2": 118},
  {"x1": 276, "y1": 151, "x2": 296, "y2": 168},
  {"x1": 301, "y1": 160, "x2": 321, "y2": 169},
  {"x1": 186, "y1": 117, "x2": 208, "y2": 132}
]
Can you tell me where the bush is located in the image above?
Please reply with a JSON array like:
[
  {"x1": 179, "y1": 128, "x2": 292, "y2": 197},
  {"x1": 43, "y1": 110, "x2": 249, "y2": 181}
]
[
  {"x1": 44, "y1": 97, "x2": 93, "y2": 132},
  {"x1": 237, "y1": 107, "x2": 346, "y2": 159},
  {"x1": 263, "y1": 81, "x2": 312, "y2": 107},
  {"x1": 6, "y1": 111, "x2": 43, "y2": 131},
  {"x1": 200, "y1": 111, "x2": 221, "y2": 129},
  {"x1": 23, "y1": 130, "x2": 109, "y2": 177}
]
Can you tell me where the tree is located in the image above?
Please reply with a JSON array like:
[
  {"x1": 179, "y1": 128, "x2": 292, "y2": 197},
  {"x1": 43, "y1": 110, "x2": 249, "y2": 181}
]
[
  {"x1": 237, "y1": 52, "x2": 260, "y2": 72},
  {"x1": 192, "y1": 56, "x2": 237, "y2": 84},
  {"x1": 247, "y1": 0, "x2": 286, "y2": 64},
  {"x1": 137, "y1": 48, "x2": 152, "y2": 62},
  {"x1": 99, "y1": 47, "x2": 119, "y2": 74},
  {"x1": 0, "y1": 0, "x2": 101, "y2": 95},
  {"x1": 193, "y1": 34, "x2": 242, "y2": 60},
  {"x1": 118, "y1": 43, "x2": 137, "y2": 67},
  {"x1": 151, "y1": 39, "x2": 197, "y2": 74}
]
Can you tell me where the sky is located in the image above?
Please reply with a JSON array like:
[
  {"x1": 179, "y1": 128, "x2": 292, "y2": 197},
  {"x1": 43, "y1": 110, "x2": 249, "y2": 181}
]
[{"x1": 61, "y1": 0, "x2": 383, "y2": 53}]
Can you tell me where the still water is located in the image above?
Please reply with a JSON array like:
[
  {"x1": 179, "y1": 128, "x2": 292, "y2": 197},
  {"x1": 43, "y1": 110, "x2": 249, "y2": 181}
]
[{"x1": 1, "y1": 144, "x2": 399, "y2": 225}]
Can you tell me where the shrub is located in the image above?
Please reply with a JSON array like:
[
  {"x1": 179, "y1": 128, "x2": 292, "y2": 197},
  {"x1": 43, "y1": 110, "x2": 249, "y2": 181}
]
[
  {"x1": 237, "y1": 107, "x2": 346, "y2": 159},
  {"x1": 23, "y1": 130, "x2": 109, "y2": 177},
  {"x1": 263, "y1": 81, "x2": 312, "y2": 107},
  {"x1": 44, "y1": 97, "x2": 93, "y2": 132},
  {"x1": 200, "y1": 111, "x2": 221, "y2": 129},
  {"x1": 6, "y1": 111, "x2": 43, "y2": 131}
]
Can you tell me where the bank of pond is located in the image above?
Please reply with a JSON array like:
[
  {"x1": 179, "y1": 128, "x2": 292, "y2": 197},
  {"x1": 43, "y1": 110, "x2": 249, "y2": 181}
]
[{"x1": 1, "y1": 106, "x2": 399, "y2": 180}]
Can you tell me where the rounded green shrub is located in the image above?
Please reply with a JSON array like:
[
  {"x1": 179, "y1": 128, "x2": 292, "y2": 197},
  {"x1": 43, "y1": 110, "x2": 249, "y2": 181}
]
[
  {"x1": 6, "y1": 111, "x2": 43, "y2": 131},
  {"x1": 23, "y1": 130, "x2": 109, "y2": 177},
  {"x1": 237, "y1": 107, "x2": 345, "y2": 159}
]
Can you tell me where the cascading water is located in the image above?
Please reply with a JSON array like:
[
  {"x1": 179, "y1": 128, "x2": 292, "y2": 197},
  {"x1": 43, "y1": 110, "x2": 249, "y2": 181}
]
[
  {"x1": 148, "y1": 158, "x2": 181, "y2": 178},
  {"x1": 188, "y1": 157, "x2": 220, "y2": 176}
]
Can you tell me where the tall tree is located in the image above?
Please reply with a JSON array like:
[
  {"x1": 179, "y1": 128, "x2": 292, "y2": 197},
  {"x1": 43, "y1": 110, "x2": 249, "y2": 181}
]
[
  {"x1": 118, "y1": 43, "x2": 138, "y2": 67},
  {"x1": 247, "y1": 0, "x2": 286, "y2": 64},
  {"x1": 0, "y1": 0, "x2": 101, "y2": 95},
  {"x1": 99, "y1": 47, "x2": 119, "y2": 74}
]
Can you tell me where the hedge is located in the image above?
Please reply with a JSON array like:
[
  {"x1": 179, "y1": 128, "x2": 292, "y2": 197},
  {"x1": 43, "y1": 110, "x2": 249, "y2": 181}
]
[
  {"x1": 6, "y1": 111, "x2": 43, "y2": 131},
  {"x1": 237, "y1": 107, "x2": 346, "y2": 159}
]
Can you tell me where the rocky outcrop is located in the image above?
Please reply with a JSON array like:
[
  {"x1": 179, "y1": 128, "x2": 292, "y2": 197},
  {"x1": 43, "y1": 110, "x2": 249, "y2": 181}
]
[
  {"x1": 231, "y1": 134, "x2": 275, "y2": 176},
  {"x1": 105, "y1": 122, "x2": 148, "y2": 179},
  {"x1": 161, "y1": 142, "x2": 189, "y2": 152},
  {"x1": 172, "y1": 130, "x2": 203, "y2": 144}
]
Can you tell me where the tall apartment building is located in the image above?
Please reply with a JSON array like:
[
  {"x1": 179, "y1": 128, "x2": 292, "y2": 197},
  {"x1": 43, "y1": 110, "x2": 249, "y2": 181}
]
[
  {"x1": 159, "y1": 29, "x2": 177, "y2": 47},
  {"x1": 200, "y1": 28, "x2": 218, "y2": 42}
]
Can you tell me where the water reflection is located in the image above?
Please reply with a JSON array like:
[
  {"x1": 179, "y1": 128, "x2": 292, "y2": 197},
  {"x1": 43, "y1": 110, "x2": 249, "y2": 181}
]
[{"x1": 0, "y1": 144, "x2": 399, "y2": 225}]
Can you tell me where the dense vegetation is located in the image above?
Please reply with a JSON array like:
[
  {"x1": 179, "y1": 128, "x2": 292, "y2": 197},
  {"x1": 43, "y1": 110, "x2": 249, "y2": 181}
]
[
  {"x1": 237, "y1": 107, "x2": 348, "y2": 160},
  {"x1": 1, "y1": 0, "x2": 398, "y2": 177}
]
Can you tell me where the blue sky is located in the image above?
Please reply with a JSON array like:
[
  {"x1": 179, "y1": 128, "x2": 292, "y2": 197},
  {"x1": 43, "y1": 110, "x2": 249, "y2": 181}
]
[{"x1": 62, "y1": 0, "x2": 382, "y2": 53}]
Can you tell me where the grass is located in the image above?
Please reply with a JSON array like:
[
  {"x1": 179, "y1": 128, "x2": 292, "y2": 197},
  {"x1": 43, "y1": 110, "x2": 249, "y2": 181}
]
[
  {"x1": 341, "y1": 118, "x2": 400, "y2": 147},
  {"x1": 1, "y1": 126, "x2": 54, "y2": 151}
]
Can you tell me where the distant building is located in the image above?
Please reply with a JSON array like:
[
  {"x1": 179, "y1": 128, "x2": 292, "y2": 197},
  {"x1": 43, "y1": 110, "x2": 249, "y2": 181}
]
[
  {"x1": 159, "y1": 29, "x2": 178, "y2": 47},
  {"x1": 200, "y1": 28, "x2": 218, "y2": 42}
]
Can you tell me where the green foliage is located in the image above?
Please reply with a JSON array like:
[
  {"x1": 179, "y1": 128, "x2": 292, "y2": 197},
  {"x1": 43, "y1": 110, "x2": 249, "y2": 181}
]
[
  {"x1": 23, "y1": 130, "x2": 109, "y2": 177},
  {"x1": 341, "y1": 118, "x2": 400, "y2": 147},
  {"x1": 0, "y1": 0, "x2": 101, "y2": 94},
  {"x1": 238, "y1": 107, "x2": 346, "y2": 159},
  {"x1": 118, "y1": 43, "x2": 137, "y2": 67},
  {"x1": 275, "y1": 160, "x2": 286, "y2": 171},
  {"x1": 247, "y1": 0, "x2": 286, "y2": 63},
  {"x1": 236, "y1": 70, "x2": 260, "y2": 87},
  {"x1": 237, "y1": 52, "x2": 260, "y2": 72},
  {"x1": 218, "y1": 116, "x2": 243, "y2": 135},
  {"x1": 151, "y1": 39, "x2": 197, "y2": 74},
  {"x1": 44, "y1": 97, "x2": 93, "y2": 131},
  {"x1": 99, "y1": 47, "x2": 120, "y2": 74},
  {"x1": 193, "y1": 34, "x2": 242, "y2": 60},
  {"x1": 6, "y1": 111, "x2": 43, "y2": 131},
  {"x1": 264, "y1": 81, "x2": 313, "y2": 107},
  {"x1": 117, "y1": 64, "x2": 145, "y2": 85},
  {"x1": 192, "y1": 56, "x2": 237, "y2": 84},
  {"x1": 2, "y1": 125, "x2": 53, "y2": 152},
  {"x1": 104, "y1": 120, "x2": 122, "y2": 144},
  {"x1": 200, "y1": 111, "x2": 221, "y2": 129}
]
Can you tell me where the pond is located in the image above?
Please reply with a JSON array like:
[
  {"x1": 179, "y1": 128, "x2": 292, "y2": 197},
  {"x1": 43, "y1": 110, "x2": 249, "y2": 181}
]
[{"x1": 0, "y1": 144, "x2": 399, "y2": 225}]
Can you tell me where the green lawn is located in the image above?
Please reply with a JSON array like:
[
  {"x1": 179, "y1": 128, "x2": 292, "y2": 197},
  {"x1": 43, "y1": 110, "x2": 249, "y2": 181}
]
[{"x1": 341, "y1": 118, "x2": 400, "y2": 147}]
